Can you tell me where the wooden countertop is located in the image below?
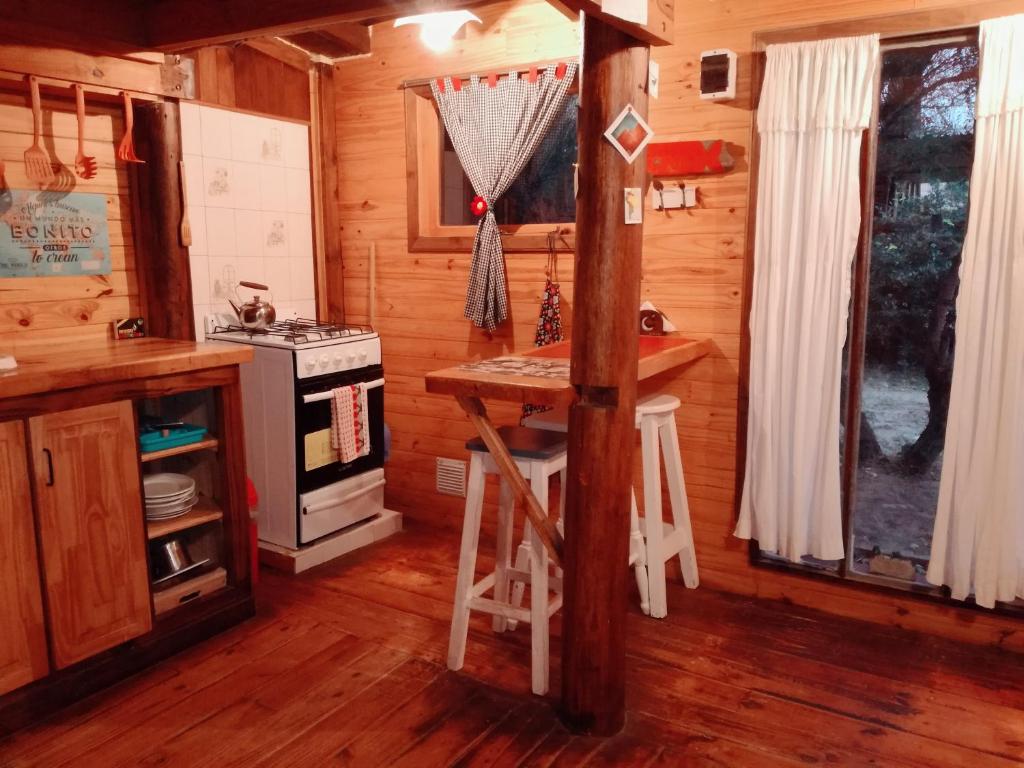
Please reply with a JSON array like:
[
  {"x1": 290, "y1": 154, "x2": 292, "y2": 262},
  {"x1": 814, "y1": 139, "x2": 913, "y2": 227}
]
[
  {"x1": 0, "y1": 338, "x2": 254, "y2": 400},
  {"x1": 425, "y1": 335, "x2": 712, "y2": 406}
]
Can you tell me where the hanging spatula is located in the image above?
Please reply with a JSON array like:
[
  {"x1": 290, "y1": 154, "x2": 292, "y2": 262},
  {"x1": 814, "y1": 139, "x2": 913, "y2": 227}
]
[
  {"x1": 73, "y1": 85, "x2": 97, "y2": 179},
  {"x1": 116, "y1": 91, "x2": 144, "y2": 164},
  {"x1": 24, "y1": 77, "x2": 54, "y2": 186}
]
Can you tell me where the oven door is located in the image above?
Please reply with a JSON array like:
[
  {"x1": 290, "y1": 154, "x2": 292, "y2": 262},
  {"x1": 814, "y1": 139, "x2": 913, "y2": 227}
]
[{"x1": 294, "y1": 363, "x2": 385, "y2": 496}]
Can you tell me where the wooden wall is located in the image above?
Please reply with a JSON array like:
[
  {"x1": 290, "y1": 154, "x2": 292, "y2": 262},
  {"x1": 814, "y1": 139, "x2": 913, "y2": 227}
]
[
  {"x1": 0, "y1": 85, "x2": 135, "y2": 354},
  {"x1": 332, "y1": 0, "x2": 1024, "y2": 651},
  {"x1": 190, "y1": 44, "x2": 311, "y2": 122}
]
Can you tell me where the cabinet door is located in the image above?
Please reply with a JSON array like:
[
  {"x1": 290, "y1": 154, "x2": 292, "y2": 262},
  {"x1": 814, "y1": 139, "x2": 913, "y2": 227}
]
[
  {"x1": 0, "y1": 420, "x2": 48, "y2": 694},
  {"x1": 29, "y1": 401, "x2": 152, "y2": 669}
]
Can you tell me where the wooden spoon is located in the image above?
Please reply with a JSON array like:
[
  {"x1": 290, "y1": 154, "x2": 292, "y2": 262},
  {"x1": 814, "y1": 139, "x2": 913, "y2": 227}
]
[
  {"x1": 23, "y1": 77, "x2": 54, "y2": 186},
  {"x1": 73, "y1": 85, "x2": 97, "y2": 180}
]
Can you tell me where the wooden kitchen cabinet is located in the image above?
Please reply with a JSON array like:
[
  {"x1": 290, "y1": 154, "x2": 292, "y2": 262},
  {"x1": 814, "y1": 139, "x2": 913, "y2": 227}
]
[
  {"x1": 28, "y1": 401, "x2": 153, "y2": 670},
  {"x1": 0, "y1": 421, "x2": 48, "y2": 696}
]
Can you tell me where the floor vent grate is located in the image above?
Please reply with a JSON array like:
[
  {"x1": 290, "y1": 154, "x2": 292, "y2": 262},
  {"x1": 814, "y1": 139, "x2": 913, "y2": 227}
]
[{"x1": 436, "y1": 457, "x2": 466, "y2": 498}]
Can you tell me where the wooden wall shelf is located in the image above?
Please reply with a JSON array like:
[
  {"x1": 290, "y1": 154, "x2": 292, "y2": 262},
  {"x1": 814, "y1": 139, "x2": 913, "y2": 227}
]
[
  {"x1": 146, "y1": 498, "x2": 223, "y2": 540},
  {"x1": 141, "y1": 436, "x2": 220, "y2": 463}
]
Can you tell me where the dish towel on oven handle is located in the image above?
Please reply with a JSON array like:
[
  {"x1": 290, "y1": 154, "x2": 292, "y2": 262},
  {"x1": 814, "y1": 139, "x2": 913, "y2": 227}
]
[{"x1": 330, "y1": 384, "x2": 371, "y2": 464}]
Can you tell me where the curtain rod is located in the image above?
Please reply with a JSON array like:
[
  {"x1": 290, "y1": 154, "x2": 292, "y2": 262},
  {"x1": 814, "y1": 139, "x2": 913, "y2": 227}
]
[{"x1": 400, "y1": 57, "x2": 578, "y2": 89}]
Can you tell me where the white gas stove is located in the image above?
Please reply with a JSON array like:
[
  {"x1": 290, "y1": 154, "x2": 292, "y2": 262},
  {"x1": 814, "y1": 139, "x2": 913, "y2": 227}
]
[{"x1": 205, "y1": 316, "x2": 387, "y2": 552}]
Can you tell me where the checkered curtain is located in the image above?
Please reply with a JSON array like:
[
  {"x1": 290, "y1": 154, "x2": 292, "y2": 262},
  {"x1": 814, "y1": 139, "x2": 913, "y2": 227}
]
[{"x1": 432, "y1": 63, "x2": 577, "y2": 330}]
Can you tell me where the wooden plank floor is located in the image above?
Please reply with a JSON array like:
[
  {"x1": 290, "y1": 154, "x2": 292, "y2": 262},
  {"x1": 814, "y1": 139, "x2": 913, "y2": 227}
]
[{"x1": 3, "y1": 520, "x2": 1024, "y2": 767}]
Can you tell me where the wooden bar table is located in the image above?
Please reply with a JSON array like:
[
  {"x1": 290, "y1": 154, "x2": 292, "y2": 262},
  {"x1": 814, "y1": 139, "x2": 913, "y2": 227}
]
[{"x1": 424, "y1": 333, "x2": 712, "y2": 569}]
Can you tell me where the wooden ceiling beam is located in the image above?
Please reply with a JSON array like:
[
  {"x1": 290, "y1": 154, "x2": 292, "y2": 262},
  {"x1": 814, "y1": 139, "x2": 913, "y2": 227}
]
[
  {"x1": 143, "y1": 0, "x2": 464, "y2": 51},
  {"x1": 316, "y1": 23, "x2": 373, "y2": 57},
  {"x1": 280, "y1": 24, "x2": 371, "y2": 61},
  {"x1": 553, "y1": 0, "x2": 674, "y2": 45},
  {"x1": 242, "y1": 37, "x2": 314, "y2": 72}
]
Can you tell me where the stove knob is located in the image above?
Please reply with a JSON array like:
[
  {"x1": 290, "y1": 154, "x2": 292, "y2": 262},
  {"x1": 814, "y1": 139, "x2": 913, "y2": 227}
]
[
  {"x1": 333, "y1": 354, "x2": 344, "y2": 367},
  {"x1": 347, "y1": 353, "x2": 356, "y2": 364},
  {"x1": 319, "y1": 354, "x2": 330, "y2": 369},
  {"x1": 304, "y1": 359, "x2": 316, "y2": 373},
  {"x1": 358, "y1": 350, "x2": 368, "y2": 363}
]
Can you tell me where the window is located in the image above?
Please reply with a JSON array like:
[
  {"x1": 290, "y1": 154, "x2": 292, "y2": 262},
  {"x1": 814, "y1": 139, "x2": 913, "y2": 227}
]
[
  {"x1": 756, "y1": 34, "x2": 982, "y2": 595},
  {"x1": 440, "y1": 94, "x2": 578, "y2": 226},
  {"x1": 403, "y1": 76, "x2": 576, "y2": 253}
]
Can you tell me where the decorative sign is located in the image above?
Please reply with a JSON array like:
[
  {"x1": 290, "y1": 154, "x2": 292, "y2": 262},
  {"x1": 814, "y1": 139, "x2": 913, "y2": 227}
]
[
  {"x1": 604, "y1": 105, "x2": 654, "y2": 164},
  {"x1": 0, "y1": 190, "x2": 112, "y2": 278},
  {"x1": 624, "y1": 187, "x2": 643, "y2": 224},
  {"x1": 647, "y1": 140, "x2": 735, "y2": 176}
]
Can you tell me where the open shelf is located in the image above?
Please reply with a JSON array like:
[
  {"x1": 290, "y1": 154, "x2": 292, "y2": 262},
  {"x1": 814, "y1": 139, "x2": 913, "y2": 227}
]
[
  {"x1": 146, "y1": 497, "x2": 223, "y2": 540},
  {"x1": 141, "y1": 436, "x2": 220, "y2": 463}
]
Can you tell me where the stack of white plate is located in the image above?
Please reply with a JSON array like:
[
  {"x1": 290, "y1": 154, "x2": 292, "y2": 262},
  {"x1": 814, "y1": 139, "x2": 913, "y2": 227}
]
[{"x1": 144, "y1": 473, "x2": 198, "y2": 520}]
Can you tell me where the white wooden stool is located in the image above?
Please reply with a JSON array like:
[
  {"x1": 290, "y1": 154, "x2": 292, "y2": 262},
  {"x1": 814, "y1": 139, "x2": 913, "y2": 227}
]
[
  {"x1": 448, "y1": 426, "x2": 566, "y2": 695},
  {"x1": 635, "y1": 394, "x2": 699, "y2": 618},
  {"x1": 523, "y1": 394, "x2": 699, "y2": 618}
]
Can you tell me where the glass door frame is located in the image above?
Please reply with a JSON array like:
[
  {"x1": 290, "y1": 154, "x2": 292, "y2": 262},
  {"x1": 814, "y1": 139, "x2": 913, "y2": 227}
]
[{"x1": 838, "y1": 30, "x2": 978, "y2": 595}]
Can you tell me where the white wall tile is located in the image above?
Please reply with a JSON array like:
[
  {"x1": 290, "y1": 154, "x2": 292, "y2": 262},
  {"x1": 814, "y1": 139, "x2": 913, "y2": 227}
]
[
  {"x1": 189, "y1": 105, "x2": 321, "y2": 328},
  {"x1": 255, "y1": 120, "x2": 285, "y2": 166},
  {"x1": 264, "y1": 257, "x2": 292, "y2": 302},
  {"x1": 291, "y1": 256, "x2": 315, "y2": 301},
  {"x1": 189, "y1": 255, "x2": 210, "y2": 307},
  {"x1": 199, "y1": 105, "x2": 233, "y2": 160},
  {"x1": 293, "y1": 299, "x2": 317, "y2": 320},
  {"x1": 180, "y1": 102, "x2": 202, "y2": 155},
  {"x1": 186, "y1": 205, "x2": 207, "y2": 256},
  {"x1": 208, "y1": 257, "x2": 240, "y2": 305},
  {"x1": 259, "y1": 165, "x2": 288, "y2": 211},
  {"x1": 287, "y1": 213, "x2": 314, "y2": 260},
  {"x1": 193, "y1": 303, "x2": 210, "y2": 340},
  {"x1": 183, "y1": 154, "x2": 206, "y2": 208},
  {"x1": 203, "y1": 159, "x2": 234, "y2": 208},
  {"x1": 283, "y1": 122, "x2": 310, "y2": 169},
  {"x1": 230, "y1": 112, "x2": 261, "y2": 164},
  {"x1": 205, "y1": 208, "x2": 237, "y2": 256},
  {"x1": 231, "y1": 161, "x2": 261, "y2": 210},
  {"x1": 285, "y1": 168, "x2": 312, "y2": 214},
  {"x1": 234, "y1": 209, "x2": 263, "y2": 257},
  {"x1": 232, "y1": 257, "x2": 265, "y2": 290},
  {"x1": 261, "y1": 212, "x2": 289, "y2": 258}
]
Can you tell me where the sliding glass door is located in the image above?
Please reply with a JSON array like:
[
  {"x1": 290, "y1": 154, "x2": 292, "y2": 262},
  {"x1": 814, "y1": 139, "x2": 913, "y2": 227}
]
[{"x1": 842, "y1": 37, "x2": 978, "y2": 587}]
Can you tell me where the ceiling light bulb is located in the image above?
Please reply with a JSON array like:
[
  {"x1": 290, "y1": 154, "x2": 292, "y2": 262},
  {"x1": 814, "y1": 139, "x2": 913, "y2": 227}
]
[{"x1": 394, "y1": 11, "x2": 481, "y2": 53}]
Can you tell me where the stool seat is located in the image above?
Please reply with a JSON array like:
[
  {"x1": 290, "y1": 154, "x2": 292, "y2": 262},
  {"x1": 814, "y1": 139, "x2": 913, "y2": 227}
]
[
  {"x1": 466, "y1": 426, "x2": 567, "y2": 459},
  {"x1": 635, "y1": 394, "x2": 681, "y2": 422}
]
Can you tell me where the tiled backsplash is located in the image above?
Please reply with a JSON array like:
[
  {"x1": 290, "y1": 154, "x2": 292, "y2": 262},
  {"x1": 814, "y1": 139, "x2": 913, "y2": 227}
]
[{"x1": 180, "y1": 102, "x2": 316, "y2": 334}]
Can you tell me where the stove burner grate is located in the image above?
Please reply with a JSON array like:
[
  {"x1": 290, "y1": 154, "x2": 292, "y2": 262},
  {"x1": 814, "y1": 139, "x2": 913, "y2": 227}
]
[{"x1": 210, "y1": 318, "x2": 374, "y2": 345}]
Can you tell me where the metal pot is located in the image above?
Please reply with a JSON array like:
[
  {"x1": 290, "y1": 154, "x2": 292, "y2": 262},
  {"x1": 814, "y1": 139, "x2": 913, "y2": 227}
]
[
  {"x1": 227, "y1": 281, "x2": 276, "y2": 330},
  {"x1": 153, "y1": 538, "x2": 193, "y2": 578}
]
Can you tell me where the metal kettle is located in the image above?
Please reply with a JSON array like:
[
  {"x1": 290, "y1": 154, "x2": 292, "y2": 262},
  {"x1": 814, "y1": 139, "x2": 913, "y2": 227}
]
[{"x1": 227, "y1": 281, "x2": 276, "y2": 330}]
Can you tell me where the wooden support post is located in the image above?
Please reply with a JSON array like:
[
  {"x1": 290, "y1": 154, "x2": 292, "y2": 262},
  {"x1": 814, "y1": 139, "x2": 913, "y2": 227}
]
[
  {"x1": 130, "y1": 101, "x2": 195, "y2": 341},
  {"x1": 560, "y1": 16, "x2": 650, "y2": 736},
  {"x1": 310, "y1": 62, "x2": 345, "y2": 323}
]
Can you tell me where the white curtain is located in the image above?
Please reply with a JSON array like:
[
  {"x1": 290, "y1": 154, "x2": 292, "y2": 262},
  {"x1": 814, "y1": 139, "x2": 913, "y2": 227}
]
[
  {"x1": 736, "y1": 35, "x2": 879, "y2": 561},
  {"x1": 927, "y1": 15, "x2": 1024, "y2": 608}
]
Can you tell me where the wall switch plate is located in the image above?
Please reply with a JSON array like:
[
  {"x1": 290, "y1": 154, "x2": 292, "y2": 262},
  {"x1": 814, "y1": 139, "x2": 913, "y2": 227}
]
[
  {"x1": 683, "y1": 186, "x2": 698, "y2": 208},
  {"x1": 655, "y1": 186, "x2": 684, "y2": 210}
]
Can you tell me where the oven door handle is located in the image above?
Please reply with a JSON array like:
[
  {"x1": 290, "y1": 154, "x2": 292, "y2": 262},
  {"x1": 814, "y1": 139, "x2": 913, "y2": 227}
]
[
  {"x1": 302, "y1": 478, "x2": 387, "y2": 516},
  {"x1": 302, "y1": 377, "x2": 385, "y2": 404}
]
